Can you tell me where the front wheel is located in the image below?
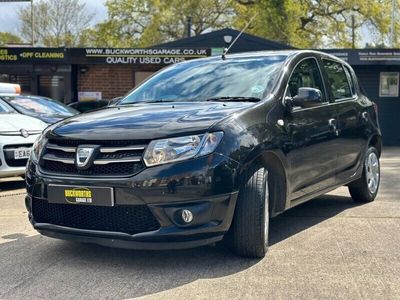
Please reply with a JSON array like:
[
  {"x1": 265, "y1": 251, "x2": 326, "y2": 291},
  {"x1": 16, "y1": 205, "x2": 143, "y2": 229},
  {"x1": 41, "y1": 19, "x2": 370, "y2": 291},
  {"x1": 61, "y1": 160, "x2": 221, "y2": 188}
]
[
  {"x1": 232, "y1": 165, "x2": 269, "y2": 258},
  {"x1": 348, "y1": 146, "x2": 380, "y2": 202}
]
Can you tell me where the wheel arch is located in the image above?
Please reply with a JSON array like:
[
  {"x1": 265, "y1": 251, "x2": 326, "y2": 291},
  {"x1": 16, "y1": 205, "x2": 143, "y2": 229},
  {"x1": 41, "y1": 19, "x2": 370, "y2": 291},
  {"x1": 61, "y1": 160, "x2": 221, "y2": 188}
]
[
  {"x1": 368, "y1": 134, "x2": 382, "y2": 157},
  {"x1": 238, "y1": 150, "x2": 289, "y2": 217}
]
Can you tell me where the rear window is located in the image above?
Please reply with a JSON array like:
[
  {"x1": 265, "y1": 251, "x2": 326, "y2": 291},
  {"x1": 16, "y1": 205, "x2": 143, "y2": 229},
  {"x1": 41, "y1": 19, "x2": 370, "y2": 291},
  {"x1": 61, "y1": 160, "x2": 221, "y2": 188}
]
[{"x1": 322, "y1": 59, "x2": 352, "y2": 100}]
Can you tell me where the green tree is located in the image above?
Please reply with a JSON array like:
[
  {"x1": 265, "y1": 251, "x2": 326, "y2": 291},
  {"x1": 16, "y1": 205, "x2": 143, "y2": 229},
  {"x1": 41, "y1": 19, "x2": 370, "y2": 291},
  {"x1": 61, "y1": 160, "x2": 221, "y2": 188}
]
[
  {"x1": 0, "y1": 32, "x2": 22, "y2": 46},
  {"x1": 88, "y1": 0, "x2": 237, "y2": 47},
  {"x1": 18, "y1": 0, "x2": 94, "y2": 47},
  {"x1": 234, "y1": 0, "x2": 392, "y2": 48}
]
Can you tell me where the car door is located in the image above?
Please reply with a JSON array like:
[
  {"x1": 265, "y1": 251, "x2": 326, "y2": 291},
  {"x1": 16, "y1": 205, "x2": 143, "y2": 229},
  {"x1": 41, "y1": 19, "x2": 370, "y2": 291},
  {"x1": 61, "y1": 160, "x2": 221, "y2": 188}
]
[
  {"x1": 321, "y1": 59, "x2": 366, "y2": 182},
  {"x1": 283, "y1": 57, "x2": 339, "y2": 200}
]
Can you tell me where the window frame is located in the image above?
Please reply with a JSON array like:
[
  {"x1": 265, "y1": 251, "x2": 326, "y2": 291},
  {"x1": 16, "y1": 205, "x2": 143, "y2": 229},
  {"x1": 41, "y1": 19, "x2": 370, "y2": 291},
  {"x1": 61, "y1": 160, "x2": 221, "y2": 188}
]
[
  {"x1": 284, "y1": 56, "x2": 328, "y2": 110},
  {"x1": 343, "y1": 65, "x2": 357, "y2": 98},
  {"x1": 322, "y1": 58, "x2": 355, "y2": 102},
  {"x1": 379, "y1": 72, "x2": 399, "y2": 98}
]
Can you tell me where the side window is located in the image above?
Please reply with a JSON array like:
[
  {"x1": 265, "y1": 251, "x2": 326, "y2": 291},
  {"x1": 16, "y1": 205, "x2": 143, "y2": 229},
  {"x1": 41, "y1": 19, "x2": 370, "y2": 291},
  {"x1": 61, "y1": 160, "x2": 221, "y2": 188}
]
[
  {"x1": 287, "y1": 58, "x2": 325, "y2": 101},
  {"x1": 323, "y1": 60, "x2": 352, "y2": 100}
]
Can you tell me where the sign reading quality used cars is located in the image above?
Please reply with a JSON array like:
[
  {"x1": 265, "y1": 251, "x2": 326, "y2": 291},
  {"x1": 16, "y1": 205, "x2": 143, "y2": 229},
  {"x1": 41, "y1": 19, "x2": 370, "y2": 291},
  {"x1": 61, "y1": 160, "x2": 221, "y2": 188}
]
[{"x1": 70, "y1": 48, "x2": 211, "y2": 65}]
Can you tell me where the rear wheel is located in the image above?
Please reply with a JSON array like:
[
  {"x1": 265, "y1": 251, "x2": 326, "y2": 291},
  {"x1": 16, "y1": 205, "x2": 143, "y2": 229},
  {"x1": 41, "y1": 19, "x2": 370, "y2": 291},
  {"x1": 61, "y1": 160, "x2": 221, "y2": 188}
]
[
  {"x1": 232, "y1": 165, "x2": 269, "y2": 258},
  {"x1": 348, "y1": 146, "x2": 380, "y2": 202}
]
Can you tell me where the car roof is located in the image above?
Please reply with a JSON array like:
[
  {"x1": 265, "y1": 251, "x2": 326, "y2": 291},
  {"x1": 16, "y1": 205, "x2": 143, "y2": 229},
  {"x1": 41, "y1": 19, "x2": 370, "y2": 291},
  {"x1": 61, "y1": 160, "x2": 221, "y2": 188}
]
[{"x1": 177, "y1": 49, "x2": 348, "y2": 68}]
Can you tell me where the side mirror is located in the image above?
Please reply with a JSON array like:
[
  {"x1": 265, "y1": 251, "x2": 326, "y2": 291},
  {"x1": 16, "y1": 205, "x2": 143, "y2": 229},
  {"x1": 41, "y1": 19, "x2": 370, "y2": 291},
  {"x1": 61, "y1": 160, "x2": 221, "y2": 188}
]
[{"x1": 285, "y1": 87, "x2": 323, "y2": 110}]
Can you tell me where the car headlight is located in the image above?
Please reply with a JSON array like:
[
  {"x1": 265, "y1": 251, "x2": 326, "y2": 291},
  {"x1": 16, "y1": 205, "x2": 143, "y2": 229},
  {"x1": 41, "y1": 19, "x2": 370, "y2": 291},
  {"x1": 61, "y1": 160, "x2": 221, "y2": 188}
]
[
  {"x1": 143, "y1": 132, "x2": 224, "y2": 167},
  {"x1": 30, "y1": 126, "x2": 53, "y2": 163},
  {"x1": 31, "y1": 134, "x2": 48, "y2": 163}
]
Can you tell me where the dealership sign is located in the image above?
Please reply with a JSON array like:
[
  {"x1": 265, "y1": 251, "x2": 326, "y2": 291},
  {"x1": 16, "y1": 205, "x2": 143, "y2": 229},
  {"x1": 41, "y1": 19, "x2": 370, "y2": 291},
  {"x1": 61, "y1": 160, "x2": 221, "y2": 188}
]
[
  {"x1": 69, "y1": 48, "x2": 211, "y2": 65},
  {"x1": 0, "y1": 47, "x2": 211, "y2": 65},
  {"x1": 324, "y1": 49, "x2": 400, "y2": 65},
  {"x1": 0, "y1": 48, "x2": 68, "y2": 64}
]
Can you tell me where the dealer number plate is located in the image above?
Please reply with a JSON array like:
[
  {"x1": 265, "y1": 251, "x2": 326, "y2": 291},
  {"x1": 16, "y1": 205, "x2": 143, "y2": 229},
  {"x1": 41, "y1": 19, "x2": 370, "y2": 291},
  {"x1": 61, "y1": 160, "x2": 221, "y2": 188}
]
[
  {"x1": 47, "y1": 185, "x2": 114, "y2": 206},
  {"x1": 14, "y1": 148, "x2": 31, "y2": 160}
]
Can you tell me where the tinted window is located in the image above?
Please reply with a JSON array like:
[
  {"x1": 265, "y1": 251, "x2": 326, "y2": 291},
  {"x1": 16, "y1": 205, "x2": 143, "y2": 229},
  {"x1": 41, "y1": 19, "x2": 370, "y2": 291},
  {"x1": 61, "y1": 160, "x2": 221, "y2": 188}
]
[
  {"x1": 120, "y1": 55, "x2": 287, "y2": 104},
  {"x1": 323, "y1": 60, "x2": 352, "y2": 100},
  {"x1": 287, "y1": 58, "x2": 325, "y2": 101}
]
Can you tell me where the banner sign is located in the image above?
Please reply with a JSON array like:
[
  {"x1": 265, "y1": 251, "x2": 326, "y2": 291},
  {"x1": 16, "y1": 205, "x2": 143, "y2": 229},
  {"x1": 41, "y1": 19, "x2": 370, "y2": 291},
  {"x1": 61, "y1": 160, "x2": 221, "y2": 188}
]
[
  {"x1": 69, "y1": 48, "x2": 211, "y2": 65},
  {"x1": 0, "y1": 48, "x2": 68, "y2": 64},
  {"x1": 323, "y1": 49, "x2": 400, "y2": 65},
  {"x1": 3, "y1": 47, "x2": 399, "y2": 66}
]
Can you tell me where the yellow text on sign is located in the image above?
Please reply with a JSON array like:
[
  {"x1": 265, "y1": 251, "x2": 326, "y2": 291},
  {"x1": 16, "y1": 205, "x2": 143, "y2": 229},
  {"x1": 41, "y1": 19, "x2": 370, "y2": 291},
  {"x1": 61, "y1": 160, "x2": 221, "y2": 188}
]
[{"x1": 64, "y1": 189, "x2": 92, "y2": 198}]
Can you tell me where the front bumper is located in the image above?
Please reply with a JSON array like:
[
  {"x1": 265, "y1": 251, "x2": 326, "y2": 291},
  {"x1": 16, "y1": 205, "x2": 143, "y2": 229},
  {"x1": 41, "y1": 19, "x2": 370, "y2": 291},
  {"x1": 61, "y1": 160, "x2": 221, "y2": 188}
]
[
  {"x1": 26, "y1": 153, "x2": 240, "y2": 250},
  {"x1": 0, "y1": 134, "x2": 39, "y2": 178}
]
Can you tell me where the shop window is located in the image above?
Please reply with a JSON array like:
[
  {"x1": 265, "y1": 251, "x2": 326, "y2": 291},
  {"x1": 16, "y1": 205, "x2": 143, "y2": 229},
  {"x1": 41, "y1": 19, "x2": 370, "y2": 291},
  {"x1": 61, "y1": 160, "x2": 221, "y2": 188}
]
[{"x1": 379, "y1": 72, "x2": 399, "y2": 97}]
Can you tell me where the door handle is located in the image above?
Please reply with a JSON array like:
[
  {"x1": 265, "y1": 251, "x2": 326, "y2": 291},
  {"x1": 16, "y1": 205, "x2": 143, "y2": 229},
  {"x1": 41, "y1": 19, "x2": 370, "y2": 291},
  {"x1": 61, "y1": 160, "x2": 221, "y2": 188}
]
[{"x1": 328, "y1": 118, "x2": 339, "y2": 136}]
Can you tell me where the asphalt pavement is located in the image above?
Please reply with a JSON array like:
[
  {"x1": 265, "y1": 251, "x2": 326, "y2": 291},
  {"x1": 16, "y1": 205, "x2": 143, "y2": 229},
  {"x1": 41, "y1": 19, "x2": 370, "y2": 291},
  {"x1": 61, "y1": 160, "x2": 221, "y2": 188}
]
[{"x1": 0, "y1": 149, "x2": 399, "y2": 299}]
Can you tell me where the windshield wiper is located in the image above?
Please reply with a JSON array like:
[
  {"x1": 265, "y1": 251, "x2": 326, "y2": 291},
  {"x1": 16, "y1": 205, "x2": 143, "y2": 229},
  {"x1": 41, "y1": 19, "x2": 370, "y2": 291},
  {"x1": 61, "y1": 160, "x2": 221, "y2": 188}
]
[{"x1": 204, "y1": 96, "x2": 261, "y2": 102}]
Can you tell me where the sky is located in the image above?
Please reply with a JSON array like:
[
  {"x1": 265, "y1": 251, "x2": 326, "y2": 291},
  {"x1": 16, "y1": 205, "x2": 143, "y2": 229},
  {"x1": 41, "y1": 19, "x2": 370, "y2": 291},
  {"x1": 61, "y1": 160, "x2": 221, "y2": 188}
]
[{"x1": 0, "y1": 0, "x2": 107, "y2": 34}]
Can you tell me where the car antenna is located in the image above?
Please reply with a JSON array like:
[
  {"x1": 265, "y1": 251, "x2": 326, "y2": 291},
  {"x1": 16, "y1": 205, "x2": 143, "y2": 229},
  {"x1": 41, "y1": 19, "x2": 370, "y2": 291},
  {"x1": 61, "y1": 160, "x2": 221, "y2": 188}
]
[{"x1": 222, "y1": 14, "x2": 257, "y2": 60}]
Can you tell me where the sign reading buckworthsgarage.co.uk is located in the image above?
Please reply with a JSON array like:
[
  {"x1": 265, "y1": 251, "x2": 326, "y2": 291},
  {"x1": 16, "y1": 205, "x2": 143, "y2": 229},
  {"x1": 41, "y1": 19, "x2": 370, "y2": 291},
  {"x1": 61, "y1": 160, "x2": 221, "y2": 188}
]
[
  {"x1": 69, "y1": 48, "x2": 211, "y2": 65},
  {"x1": 0, "y1": 47, "x2": 211, "y2": 66}
]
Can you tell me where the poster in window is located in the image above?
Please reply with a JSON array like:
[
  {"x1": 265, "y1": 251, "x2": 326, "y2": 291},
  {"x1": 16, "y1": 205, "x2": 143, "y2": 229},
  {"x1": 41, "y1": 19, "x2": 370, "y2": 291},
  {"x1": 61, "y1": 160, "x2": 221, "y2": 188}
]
[{"x1": 379, "y1": 72, "x2": 399, "y2": 97}]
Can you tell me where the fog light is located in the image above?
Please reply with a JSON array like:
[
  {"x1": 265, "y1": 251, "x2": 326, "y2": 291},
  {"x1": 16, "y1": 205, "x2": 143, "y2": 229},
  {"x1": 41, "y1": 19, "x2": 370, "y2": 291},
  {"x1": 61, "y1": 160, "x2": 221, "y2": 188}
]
[{"x1": 181, "y1": 209, "x2": 193, "y2": 224}]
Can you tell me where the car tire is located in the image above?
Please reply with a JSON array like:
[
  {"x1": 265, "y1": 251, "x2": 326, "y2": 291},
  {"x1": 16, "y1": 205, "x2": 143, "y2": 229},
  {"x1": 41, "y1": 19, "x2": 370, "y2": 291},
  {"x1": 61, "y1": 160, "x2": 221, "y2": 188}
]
[
  {"x1": 232, "y1": 165, "x2": 269, "y2": 258},
  {"x1": 348, "y1": 146, "x2": 380, "y2": 203}
]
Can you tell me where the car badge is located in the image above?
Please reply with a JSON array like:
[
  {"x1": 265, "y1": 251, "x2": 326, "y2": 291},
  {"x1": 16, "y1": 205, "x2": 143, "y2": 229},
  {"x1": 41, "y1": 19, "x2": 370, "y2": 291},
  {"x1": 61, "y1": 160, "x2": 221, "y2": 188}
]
[
  {"x1": 76, "y1": 146, "x2": 97, "y2": 169},
  {"x1": 20, "y1": 129, "x2": 29, "y2": 138}
]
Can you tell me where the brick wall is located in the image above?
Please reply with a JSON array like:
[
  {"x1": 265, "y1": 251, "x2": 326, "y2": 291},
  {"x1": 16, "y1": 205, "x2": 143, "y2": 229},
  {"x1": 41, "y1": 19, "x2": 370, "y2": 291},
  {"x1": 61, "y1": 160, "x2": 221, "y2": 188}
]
[{"x1": 78, "y1": 65, "x2": 134, "y2": 100}]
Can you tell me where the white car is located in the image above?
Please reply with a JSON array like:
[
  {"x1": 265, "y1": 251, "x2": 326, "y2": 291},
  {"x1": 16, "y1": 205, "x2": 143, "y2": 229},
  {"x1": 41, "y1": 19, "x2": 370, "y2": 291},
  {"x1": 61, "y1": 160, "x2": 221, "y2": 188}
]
[{"x1": 0, "y1": 98, "x2": 47, "y2": 178}]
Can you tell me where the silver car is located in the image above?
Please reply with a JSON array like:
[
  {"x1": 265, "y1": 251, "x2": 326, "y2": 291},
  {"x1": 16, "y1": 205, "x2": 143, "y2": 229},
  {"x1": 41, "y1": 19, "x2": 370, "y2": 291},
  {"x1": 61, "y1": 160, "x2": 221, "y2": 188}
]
[{"x1": 0, "y1": 99, "x2": 47, "y2": 178}]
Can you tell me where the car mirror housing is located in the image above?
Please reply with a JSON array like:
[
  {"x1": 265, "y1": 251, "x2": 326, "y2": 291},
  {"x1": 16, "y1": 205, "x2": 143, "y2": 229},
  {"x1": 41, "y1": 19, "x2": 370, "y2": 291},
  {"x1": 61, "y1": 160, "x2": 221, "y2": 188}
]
[
  {"x1": 294, "y1": 87, "x2": 323, "y2": 107},
  {"x1": 285, "y1": 87, "x2": 323, "y2": 111}
]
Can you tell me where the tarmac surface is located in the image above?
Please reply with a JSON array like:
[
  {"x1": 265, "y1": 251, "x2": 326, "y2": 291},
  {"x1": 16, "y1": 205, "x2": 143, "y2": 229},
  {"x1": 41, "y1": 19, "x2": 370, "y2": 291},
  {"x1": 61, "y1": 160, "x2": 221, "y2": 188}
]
[{"x1": 0, "y1": 149, "x2": 399, "y2": 299}]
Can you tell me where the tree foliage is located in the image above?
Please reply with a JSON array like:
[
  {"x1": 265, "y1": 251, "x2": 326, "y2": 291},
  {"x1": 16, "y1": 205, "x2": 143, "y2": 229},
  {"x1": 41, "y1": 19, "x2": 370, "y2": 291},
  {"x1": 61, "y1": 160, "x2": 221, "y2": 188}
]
[
  {"x1": 18, "y1": 0, "x2": 94, "y2": 47},
  {"x1": 85, "y1": 0, "x2": 237, "y2": 47},
  {"x1": 234, "y1": 0, "x2": 392, "y2": 48},
  {"x1": 19, "y1": 0, "x2": 394, "y2": 48},
  {"x1": 0, "y1": 32, "x2": 22, "y2": 46}
]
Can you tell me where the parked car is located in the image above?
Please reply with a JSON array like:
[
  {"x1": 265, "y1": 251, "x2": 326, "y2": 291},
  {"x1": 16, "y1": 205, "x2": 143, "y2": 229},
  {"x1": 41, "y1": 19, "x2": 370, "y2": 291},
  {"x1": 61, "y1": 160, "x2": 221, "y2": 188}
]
[
  {"x1": 0, "y1": 98, "x2": 47, "y2": 178},
  {"x1": 68, "y1": 100, "x2": 110, "y2": 113},
  {"x1": 1, "y1": 95, "x2": 79, "y2": 124},
  {"x1": 26, "y1": 50, "x2": 381, "y2": 258}
]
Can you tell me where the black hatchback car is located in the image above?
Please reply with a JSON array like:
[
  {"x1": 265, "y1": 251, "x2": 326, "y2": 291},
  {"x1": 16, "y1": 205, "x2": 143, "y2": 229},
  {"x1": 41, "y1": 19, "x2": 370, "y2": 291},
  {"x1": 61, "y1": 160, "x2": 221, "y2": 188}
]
[{"x1": 26, "y1": 50, "x2": 381, "y2": 258}]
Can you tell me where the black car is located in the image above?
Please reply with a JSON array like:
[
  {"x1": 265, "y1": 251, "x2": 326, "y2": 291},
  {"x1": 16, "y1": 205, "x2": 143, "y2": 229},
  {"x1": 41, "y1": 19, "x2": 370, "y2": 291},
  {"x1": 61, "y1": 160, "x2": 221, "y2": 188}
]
[
  {"x1": 26, "y1": 50, "x2": 381, "y2": 258},
  {"x1": 2, "y1": 95, "x2": 79, "y2": 124}
]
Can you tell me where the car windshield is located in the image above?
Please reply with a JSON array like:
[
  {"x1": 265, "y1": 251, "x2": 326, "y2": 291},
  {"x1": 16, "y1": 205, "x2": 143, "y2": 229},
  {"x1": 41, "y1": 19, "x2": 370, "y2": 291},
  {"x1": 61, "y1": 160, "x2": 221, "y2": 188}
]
[
  {"x1": 0, "y1": 98, "x2": 16, "y2": 114},
  {"x1": 5, "y1": 96, "x2": 78, "y2": 116},
  {"x1": 119, "y1": 55, "x2": 287, "y2": 104}
]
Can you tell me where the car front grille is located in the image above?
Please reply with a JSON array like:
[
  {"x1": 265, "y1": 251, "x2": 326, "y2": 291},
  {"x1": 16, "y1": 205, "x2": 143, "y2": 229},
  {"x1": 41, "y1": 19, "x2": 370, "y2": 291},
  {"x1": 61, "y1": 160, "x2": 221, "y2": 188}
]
[
  {"x1": 39, "y1": 139, "x2": 147, "y2": 177},
  {"x1": 32, "y1": 198, "x2": 160, "y2": 235},
  {"x1": 3, "y1": 144, "x2": 33, "y2": 167}
]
